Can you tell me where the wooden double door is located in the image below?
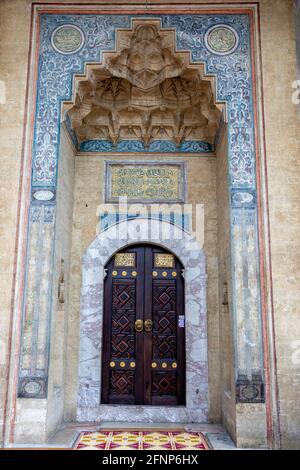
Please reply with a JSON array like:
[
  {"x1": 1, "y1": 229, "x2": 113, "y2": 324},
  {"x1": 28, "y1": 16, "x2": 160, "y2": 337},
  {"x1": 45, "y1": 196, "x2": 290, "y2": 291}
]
[{"x1": 101, "y1": 244, "x2": 185, "y2": 406}]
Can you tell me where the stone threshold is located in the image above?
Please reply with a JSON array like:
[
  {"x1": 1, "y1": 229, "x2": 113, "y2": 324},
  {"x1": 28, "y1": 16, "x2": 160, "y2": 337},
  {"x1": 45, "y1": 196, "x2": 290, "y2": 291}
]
[{"x1": 8, "y1": 422, "x2": 238, "y2": 450}]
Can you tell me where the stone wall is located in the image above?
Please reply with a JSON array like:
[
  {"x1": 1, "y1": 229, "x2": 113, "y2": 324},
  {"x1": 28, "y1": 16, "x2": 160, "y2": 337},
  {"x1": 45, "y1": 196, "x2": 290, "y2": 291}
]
[
  {"x1": 0, "y1": 0, "x2": 32, "y2": 446},
  {"x1": 295, "y1": 0, "x2": 300, "y2": 78},
  {"x1": 261, "y1": 0, "x2": 300, "y2": 449},
  {"x1": 216, "y1": 125, "x2": 237, "y2": 441}
]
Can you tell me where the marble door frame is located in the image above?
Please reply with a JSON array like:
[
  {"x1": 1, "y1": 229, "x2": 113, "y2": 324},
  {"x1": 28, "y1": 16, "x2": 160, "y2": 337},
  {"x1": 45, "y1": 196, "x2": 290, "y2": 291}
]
[{"x1": 77, "y1": 218, "x2": 208, "y2": 423}]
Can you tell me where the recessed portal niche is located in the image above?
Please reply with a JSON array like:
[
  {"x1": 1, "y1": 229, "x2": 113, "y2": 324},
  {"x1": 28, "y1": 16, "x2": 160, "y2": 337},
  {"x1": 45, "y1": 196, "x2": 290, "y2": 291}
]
[{"x1": 63, "y1": 20, "x2": 225, "y2": 153}]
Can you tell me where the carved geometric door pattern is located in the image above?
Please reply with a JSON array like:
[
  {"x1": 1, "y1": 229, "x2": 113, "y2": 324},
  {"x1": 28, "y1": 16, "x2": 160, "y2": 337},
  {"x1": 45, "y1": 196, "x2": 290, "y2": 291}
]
[{"x1": 101, "y1": 244, "x2": 185, "y2": 406}]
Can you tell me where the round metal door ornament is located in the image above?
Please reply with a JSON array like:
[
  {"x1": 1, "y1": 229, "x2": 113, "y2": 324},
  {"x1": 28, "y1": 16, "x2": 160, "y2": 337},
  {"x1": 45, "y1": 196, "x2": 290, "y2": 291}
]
[
  {"x1": 51, "y1": 24, "x2": 85, "y2": 54},
  {"x1": 162, "y1": 362, "x2": 167, "y2": 368},
  {"x1": 120, "y1": 361, "x2": 126, "y2": 368},
  {"x1": 162, "y1": 271, "x2": 168, "y2": 277},
  {"x1": 112, "y1": 271, "x2": 118, "y2": 276},
  {"x1": 110, "y1": 361, "x2": 116, "y2": 368},
  {"x1": 135, "y1": 319, "x2": 143, "y2": 332},
  {"x1": 132, "y1": 271, "x2": 137, "y2": 277},
  {"x1": 130, "y1": 362, "x2": 136, "y2": 368},
  {"x1": 152, "y1": 362, "x2": 157, "y2": 368},
  {"x1": 144, "y1": 319, "x2": 153, "y2": 332},
  {"x1": 205, "y1": 24, "x2": 239, "y2": 56},
  {"x1": 122, "y1": 271, "x2": 127, "y2": 276}
]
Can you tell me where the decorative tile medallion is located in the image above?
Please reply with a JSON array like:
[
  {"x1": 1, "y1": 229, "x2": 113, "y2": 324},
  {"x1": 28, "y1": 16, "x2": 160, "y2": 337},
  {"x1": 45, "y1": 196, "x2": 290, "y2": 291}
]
[
  {"x1": 32, "y1": 189, "x2": 55, "y2": 202},
  {"x1": 51, "y1": 24, "x2": 85, "y2": 54},
  {"x1": 18, "y1": 377, "x2": 47, "y2": 399},
  {"x1": 74, "y1": 431, "x2": 210, "y2": 450},
  {"x1": 236, "y1": 374, "x2": 265, "y2": 403},
  {"x1": 204, "y1": 25, "x2": 239, "y2": 56}
]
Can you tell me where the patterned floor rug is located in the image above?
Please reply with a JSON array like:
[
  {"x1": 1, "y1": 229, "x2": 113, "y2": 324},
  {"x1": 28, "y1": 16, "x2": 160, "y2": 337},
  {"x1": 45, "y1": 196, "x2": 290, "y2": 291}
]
[{"x1": 74, "y1": 430, "x2": 210, "y2": 450}]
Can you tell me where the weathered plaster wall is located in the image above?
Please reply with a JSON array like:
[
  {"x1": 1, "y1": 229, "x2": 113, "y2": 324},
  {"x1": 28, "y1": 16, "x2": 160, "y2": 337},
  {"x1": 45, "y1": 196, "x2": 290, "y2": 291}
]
[
  {"x1": 216, "y1": 125, "x2": 236, "y2": 441},
  {"x1": 0, "y1": 0, "x2": 32, "y2": 446},
  {"x1": 65, "y1": 153, "x2": 220, "y2": 422},
  {"x1": 295, "y1": 0, "x2": 300, "y2": 78}
]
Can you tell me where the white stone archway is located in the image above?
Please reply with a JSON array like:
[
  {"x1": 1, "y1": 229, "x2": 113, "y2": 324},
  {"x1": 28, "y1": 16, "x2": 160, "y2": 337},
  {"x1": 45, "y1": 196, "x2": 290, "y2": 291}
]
[{"x1": 77, "y1": 218, "x2": 208, "y2": 423}]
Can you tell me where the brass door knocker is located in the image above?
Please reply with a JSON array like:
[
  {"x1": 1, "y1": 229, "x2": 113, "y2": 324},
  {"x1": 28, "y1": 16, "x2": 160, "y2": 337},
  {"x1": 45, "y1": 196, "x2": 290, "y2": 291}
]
[
  {"x1": 135, "y1": 319, "x2": 143, "y2": 332},
  {"x1": 144, "y1": 319, "x2": 153, "y2": 332}
]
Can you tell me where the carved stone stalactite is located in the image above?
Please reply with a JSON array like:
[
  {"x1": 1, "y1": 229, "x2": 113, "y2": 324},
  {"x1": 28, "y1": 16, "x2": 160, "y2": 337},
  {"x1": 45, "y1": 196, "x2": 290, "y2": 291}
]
[{"x1": 65, "y1": 23, "x2": 222, "y2": 151}]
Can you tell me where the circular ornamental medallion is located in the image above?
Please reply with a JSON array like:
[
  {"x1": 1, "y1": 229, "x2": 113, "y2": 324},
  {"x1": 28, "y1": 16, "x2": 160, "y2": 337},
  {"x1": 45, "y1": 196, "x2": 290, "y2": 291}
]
[
  {"x1": 205, "y1": 25, "x2": 239, "y2": 56},
  {"x1": 24, "y1": 380, "x2": 42, "y2": 395},
  {"x1": 51, "y1": 25, "x2": 85, "y2": 54}
]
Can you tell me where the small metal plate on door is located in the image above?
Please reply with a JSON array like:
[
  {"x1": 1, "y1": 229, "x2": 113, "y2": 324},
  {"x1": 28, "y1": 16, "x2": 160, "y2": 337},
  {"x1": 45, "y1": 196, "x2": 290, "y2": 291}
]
[
  {"x1": 154, "y1": 253, "x2": 175, "y2": 268},
  {"x1": 115, "y1": 252, "x2": 135, "y2": 267},
  {"x1": 178, "y1": 315, "x2": 185, "y2": 328}
]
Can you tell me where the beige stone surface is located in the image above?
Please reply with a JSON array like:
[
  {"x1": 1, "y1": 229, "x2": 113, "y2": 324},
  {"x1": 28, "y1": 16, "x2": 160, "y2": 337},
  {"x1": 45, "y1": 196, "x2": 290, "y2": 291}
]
[
  {"x1": 259, "y1": 0, "x2": 300, "y2": 450},
  {"x1": 236, "y1": 404, "x2": 267, "y2": 449},
  {"x1": 216, "y1": 125, "x2": 237, "y2": 442},
  {"x1": 14, "y1": 399, "x2": 47, "y2": 444}
]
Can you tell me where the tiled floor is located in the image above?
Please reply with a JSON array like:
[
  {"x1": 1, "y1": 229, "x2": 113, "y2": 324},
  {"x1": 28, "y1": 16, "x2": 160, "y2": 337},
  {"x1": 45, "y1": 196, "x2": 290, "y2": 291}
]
[
  {"x1": 74, "y1": 430, "x2": 210, "y2": 450},
  {"x1": 45, "y1": 422, "x2": 237, "y2": 450}
]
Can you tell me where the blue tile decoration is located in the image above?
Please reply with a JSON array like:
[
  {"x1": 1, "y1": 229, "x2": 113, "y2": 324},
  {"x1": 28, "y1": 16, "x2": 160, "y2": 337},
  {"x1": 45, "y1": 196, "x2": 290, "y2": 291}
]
[
  {"x1": 78, "y1": 139, "x2": 214, "y2": 153},
  {"x1": 100, "y1": 212, "x2": 190, "y2": 232},
  {"x1": 231, "y1": 188, "x2": 256, "y2": 209},
  {"x1": 179, "y1": 141, "x2": 214, "y2": 153},
  {"x1": 64, "y1": 113, "x2": 78, "y2": 149},
  {"x1": 32, "y1": 13, "x2": 255, "y2": 188}
]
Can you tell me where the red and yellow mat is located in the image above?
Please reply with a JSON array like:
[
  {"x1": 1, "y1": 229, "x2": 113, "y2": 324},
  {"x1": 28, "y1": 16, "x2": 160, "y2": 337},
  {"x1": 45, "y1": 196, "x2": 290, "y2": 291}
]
[{"x1": 74, "y1": 430, "x2": 210, "y2": 450}]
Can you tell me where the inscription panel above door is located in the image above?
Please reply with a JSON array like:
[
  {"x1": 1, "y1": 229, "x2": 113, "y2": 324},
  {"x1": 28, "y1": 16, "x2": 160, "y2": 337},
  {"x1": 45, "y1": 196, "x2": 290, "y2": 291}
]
[{"x1": 105, "y1": 161, "x2": 186, "y2": 203}]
